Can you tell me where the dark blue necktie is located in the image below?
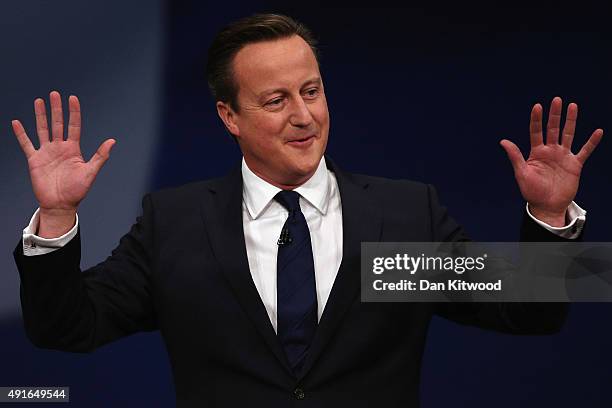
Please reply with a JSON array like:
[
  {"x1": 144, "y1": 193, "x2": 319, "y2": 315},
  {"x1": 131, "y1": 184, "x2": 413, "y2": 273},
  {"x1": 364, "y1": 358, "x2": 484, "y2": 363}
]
[{"x1": 275, "y1": 190, "x2": 318, "y2": 374}]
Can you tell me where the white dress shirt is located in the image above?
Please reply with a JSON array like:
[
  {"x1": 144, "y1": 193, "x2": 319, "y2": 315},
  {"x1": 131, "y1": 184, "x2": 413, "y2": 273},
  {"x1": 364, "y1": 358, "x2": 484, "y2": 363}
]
[
  {"x1": 241, "y1": 157, "x2": 342, "y2": 332},
  {"x1": 21, "y1": 156, "x2": 586, "y2": 332}
]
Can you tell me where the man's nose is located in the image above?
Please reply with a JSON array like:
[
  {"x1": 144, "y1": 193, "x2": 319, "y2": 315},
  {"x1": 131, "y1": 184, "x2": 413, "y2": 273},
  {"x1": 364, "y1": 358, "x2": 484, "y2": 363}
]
[{"x1": 288, "y1": 97, "x2": 314, "y2": 128}]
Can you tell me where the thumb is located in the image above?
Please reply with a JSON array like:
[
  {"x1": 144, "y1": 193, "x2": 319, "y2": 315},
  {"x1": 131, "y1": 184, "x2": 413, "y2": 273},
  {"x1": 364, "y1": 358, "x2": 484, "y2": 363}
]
[
  {"x1": 499, "y1": 139, "x2": 525, "y2": 174},
  {"x1": 89, "y1": 138, "x2": 116, "y2": 173}
]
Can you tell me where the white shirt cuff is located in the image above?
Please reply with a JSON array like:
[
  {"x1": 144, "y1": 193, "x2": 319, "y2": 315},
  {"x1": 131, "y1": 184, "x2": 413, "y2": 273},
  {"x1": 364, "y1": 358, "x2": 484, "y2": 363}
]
[
  {"x1": 526, "y1": 201, "x2": 586, "y2": 239},
  {"x1": 22, "y1": 208, "x2": 79, "y2": 256}
]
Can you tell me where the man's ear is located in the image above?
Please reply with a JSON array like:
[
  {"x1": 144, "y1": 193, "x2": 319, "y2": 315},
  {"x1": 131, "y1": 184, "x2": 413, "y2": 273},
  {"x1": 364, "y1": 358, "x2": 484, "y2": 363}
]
[{"x1": 216, "y1": 101, "x2": 240, "y2": 138}]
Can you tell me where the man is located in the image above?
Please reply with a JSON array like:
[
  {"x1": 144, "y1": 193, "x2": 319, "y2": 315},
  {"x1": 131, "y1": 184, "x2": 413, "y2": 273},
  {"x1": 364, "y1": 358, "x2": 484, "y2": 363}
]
[{"x1": 11, "y1": 13, "x2": 603, "y2": 407}]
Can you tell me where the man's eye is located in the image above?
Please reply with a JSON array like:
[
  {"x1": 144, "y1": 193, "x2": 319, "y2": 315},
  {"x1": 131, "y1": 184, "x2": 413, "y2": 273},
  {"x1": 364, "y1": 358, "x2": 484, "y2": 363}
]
[
  {"x1": 304, "y1": 88, "x2": 319, "y2": 97},
  {"x1": 266, "y1": 98, "x2": 283, "y2": 106}
]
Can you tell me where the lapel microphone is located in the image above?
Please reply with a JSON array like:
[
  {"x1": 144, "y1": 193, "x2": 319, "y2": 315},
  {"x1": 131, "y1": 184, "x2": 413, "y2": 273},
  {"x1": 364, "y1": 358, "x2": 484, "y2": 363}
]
[
  {"x1": 278, "y1": 208, "x2": 297, "y2": 246},
  {"x1": 277, "y1": 225, "x2": 293, "y2": 246}
]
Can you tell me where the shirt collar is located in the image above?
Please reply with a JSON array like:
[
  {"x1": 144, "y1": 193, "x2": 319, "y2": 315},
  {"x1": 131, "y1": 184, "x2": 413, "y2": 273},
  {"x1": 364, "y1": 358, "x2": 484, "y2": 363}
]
[{"x1": 241, "y1": 156, "x2": 330, "y2": 219}]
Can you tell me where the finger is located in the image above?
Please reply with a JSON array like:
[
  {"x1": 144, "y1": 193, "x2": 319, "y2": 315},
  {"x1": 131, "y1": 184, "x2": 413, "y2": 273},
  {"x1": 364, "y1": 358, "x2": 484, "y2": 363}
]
[
  {"x1": 34, "y1": 98, "x2": 50, "y2": 146},
  {"x1": 50, "y1": 90, "x2": 64, "y2": 141},
  {"x1": 529, "y1": 103, "x2": 544, "y2": 147},
  {"x1": 67, "y1": 95, "x2": 81, "y2": 142},
  {"x1": 11, "y1": 120, "x2": 36, "y2": 159},
  {"x1": 576, "y1": 129, "x2": 604, "y2": 164},
  {"x1": 500, "y1": 139, "x2": 526, "y2": 174},
  {"x1": 561, "y1": 102, "x2": 578, "y2": 150},
  {"x1": 546, "y1": 96, "x2": 562, "y2": 145},
  {"x1": 88, "y1": 138, "x2": 116, "y2": 173}
]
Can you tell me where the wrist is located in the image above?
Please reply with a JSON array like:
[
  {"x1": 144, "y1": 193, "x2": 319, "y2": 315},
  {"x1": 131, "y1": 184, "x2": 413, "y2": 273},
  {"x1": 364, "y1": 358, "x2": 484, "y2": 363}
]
[
  {"x1": 38, "y1": 207, "x2": 77, "y2": 238},
  {"x1": 39, "y1": 207, "x2": 77, "y2": 218}
]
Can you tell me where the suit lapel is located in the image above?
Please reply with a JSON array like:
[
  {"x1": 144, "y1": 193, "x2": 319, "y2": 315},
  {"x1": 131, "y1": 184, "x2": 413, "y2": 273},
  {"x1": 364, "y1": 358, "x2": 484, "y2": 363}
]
[
  {"x1": 298, "y1": 157, "x2": 383, "y2": 380},
  {"x1": 200, "y1": 164, "x2": 294, "y2": 377},
  {"x1": 200, "y1": 158, "x2": 383, "y2": 380}
]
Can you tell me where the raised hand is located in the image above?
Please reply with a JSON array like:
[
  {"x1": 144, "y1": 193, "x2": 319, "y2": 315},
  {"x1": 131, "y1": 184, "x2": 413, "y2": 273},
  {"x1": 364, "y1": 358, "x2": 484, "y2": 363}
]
[
  {"x1": 500, "y1": 97, "x2": 603, "y2": 227},
  {"x1": 12, "y1": 91, "x2": 115, "y2": 237}
]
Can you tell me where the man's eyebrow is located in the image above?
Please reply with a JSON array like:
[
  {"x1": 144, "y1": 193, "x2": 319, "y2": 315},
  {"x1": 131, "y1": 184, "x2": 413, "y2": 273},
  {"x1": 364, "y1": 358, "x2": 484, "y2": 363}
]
[
  {"x1": 301, "y1": 77, "x2": 322, "y2": 88},
  {"x1": 256, "y1": 87, "x2": 283, "y2": 98},
  {"x1": 256, "y1": 77, "x2": 322, "y2": 99}
]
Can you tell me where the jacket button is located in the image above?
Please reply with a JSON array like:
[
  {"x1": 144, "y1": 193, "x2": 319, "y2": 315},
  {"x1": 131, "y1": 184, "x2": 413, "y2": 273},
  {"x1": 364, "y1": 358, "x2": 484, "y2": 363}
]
[{"x1": 294, "y1": 387, "x2": 305, "y2": 400}]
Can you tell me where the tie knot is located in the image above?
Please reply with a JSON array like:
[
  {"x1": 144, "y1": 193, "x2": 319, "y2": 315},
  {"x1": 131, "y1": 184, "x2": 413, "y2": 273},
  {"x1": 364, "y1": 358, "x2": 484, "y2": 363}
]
[{"x1": 274, "y1": 190, "x2": 301, "y2": 213}]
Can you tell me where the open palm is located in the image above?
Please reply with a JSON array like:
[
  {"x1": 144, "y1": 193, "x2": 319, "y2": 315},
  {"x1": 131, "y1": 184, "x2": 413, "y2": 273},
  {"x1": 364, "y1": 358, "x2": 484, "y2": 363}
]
[
  {"x1": 12, "y1": 91, "x2": 115, "y2": 212},
  {"x1": 500, "y1": 97, "x2": 603, "y2": 222}
]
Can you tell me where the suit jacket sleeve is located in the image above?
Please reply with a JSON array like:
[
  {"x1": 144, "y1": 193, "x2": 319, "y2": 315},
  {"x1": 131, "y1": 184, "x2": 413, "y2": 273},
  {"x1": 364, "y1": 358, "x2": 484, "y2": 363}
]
[
  {"x1": 13, "y1": 194, "x2": 157, "y2": 352},
  {"x1": 428, "y1": 184, "x2": 573, "y2": 335}
]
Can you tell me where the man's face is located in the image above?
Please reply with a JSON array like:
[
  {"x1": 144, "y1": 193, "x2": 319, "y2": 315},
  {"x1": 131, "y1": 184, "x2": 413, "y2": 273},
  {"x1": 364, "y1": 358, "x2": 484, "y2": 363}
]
[{"x1": 217, "y1": 35, "x2": 330, "y2": 187}]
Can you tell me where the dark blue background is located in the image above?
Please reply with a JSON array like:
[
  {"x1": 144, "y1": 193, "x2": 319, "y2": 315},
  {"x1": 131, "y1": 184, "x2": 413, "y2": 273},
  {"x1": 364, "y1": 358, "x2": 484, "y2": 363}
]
[{"x1": 3, "y1": 3, "x2": 611, "y2": 407}]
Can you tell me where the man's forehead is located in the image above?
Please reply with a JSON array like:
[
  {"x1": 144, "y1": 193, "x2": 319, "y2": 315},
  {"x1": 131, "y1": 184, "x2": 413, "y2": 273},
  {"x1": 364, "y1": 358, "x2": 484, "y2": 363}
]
[{"x1": 232, "y1": 36, "x2": 320, "y2": 92}]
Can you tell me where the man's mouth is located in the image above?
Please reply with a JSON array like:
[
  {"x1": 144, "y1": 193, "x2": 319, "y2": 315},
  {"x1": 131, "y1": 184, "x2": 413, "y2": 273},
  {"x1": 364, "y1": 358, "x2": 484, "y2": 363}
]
[{"x1": 286, "y1": 134, "x2": 316, "y2": 147}]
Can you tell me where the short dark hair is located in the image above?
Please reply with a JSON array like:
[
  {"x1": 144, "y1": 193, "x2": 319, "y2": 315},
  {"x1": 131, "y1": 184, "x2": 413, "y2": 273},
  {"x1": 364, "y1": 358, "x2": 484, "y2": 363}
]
[{"x1": 206, "y1": 13, "x2": 319, "y2": 112}]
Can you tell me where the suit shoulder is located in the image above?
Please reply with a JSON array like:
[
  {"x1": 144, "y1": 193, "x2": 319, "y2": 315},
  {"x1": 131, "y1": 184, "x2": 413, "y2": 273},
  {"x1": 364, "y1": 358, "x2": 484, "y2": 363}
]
[
  {"x1": 144, "y1": 177, "x2": 222, "y2": 211},
  {"x1": 346, "y1": 172, "x2": 430, "y2": 197}
]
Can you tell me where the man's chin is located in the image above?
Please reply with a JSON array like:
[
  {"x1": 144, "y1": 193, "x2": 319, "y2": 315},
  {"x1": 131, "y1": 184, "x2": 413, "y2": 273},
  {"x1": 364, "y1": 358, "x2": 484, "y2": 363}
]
[
  {"x1": 291, "y1": 152, "x2": 323, "y2": 171},
  {"x1": 281, "y1": 159, "x2": 319, "y2": 183}
]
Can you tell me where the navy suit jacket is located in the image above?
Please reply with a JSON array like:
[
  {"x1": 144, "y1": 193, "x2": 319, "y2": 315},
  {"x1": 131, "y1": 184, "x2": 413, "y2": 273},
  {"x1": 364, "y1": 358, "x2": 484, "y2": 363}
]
[{"x1": 13, "y1": 157, "x2": 572, "y2": 407}]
